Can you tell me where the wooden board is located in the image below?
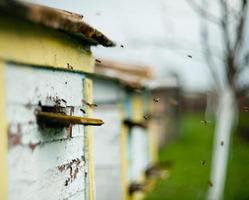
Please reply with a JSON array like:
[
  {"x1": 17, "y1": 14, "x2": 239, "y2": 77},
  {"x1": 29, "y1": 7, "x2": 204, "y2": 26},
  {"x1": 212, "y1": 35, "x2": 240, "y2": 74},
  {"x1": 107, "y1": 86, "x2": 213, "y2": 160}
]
[
  {"x1": 128, "y1": 127, "x2": 149, "y2": 182},
  {"x1": 93, "y1": 104, "x2": 123, "y2": 200}
]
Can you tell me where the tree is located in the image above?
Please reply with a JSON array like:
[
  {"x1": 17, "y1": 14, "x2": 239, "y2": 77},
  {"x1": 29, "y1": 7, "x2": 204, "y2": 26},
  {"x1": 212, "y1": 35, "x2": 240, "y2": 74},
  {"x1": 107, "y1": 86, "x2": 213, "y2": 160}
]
[{"x1": 186, "y1": 0, "x2": 249, "y2": 199}]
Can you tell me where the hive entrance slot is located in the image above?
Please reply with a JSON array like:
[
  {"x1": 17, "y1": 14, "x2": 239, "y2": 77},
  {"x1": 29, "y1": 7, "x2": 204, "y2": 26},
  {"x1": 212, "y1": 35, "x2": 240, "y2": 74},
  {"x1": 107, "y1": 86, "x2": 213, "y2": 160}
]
[
  {"x1": 40, "y1": 104, "x2": 67, "y2": 115},
  {"x1": 37, "y1": 104, "x2": 69, "y2": 127}
]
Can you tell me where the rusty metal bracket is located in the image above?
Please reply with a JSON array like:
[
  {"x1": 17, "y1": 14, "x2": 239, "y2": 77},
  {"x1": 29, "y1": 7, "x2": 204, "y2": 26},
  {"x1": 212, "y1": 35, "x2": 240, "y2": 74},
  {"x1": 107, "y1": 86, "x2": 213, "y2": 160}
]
[{"x1": 37, "y1": 111, "x2": 104, "y2": 126}]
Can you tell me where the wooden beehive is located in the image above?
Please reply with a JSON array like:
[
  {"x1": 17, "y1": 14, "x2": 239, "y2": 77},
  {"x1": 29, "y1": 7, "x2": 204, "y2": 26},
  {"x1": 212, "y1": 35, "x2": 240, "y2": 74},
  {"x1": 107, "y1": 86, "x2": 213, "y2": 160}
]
[
  {"x1": 92, "y1": 60, "x2": 157, "y2": 200},
  {"x1": 0, "y1": 2, "x2": 114, "y2": 200}
]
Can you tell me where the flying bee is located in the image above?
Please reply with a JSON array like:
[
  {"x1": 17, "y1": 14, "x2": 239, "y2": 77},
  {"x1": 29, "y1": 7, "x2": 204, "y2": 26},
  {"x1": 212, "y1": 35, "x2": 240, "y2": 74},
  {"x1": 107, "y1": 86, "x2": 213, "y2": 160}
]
[
  {"x1": 153, "y1": 98, "x2": 160, "y2": 103},
  {"x1": 201, "y1": 120, "x2": 211, "y2": 125},
  {"x1": 208, "y1": 180, "x2": 213, "y2": 187},
  {"x1": 95, "y1": 59, "x2": 101, "y2": 63},
  {"x1": 61, "y1": 99, "x2": 67, "y2": 104},
  {"x1": 220, "y1": 141, "x2": 224, "y2": 146},
  {"x1": 143, "y1": 114, "x2": 151, "y2": 120},
  {"x1": 80, "y1": 108, "x2": 86, "y2": 114},
  {"x1": 201, "y1": 160, "x2": 206, "y2": 166},
  {"x1": 82, "y1": 100, "x2": 98, "y2": 108},
  {"x1": 120, "y1": 44, "x2": 124, "y2": 48},
  {"x1": 188, "y1": 55, "x2": 192, "y2": 58}
]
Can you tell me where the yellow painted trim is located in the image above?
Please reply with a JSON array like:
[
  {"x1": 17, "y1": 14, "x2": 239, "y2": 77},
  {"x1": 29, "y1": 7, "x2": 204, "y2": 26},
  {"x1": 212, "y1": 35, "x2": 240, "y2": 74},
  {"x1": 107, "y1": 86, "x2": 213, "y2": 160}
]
[
  {"x1": 84, "y1": 78, "x2": 95, "y2": 200},
  {"x1": 132, "y1": 94, "x2": 143, "y2": 122},
  {"x1": 120, "y1": 105, "x2": 129, "y2": 200},
  {"x1": 0, "y1": 61, "x2": 7, "y2": 200},
  {"x1": 148, "y1": 101, "x2": 158, "y2": 164},
  {"x1": 0, "y1": 16, "x2": 94, "y2": 73},
  {"x1": 148, "y1": 120, "x2": 158, "y2": 164}
]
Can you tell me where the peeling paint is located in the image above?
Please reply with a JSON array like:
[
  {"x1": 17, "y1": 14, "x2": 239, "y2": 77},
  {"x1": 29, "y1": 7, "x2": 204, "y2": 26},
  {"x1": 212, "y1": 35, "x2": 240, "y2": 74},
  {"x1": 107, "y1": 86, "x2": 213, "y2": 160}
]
[
  {"x1": 8, "y1": 123, "x2": 22, "y2": 148},
  {"x1": 28, "y1": 142, "x2": 41, "y2": 152},
  {"x1": 58, "y1": 158, "x2": 81, "y2": 183}
]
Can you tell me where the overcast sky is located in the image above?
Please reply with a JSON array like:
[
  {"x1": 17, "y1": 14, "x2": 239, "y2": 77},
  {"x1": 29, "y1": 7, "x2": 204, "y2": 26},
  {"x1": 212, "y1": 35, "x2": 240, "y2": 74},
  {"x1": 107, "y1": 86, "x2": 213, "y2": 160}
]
[{"x1": 24, "y1": 0, "x2": 237, "y2": 92}]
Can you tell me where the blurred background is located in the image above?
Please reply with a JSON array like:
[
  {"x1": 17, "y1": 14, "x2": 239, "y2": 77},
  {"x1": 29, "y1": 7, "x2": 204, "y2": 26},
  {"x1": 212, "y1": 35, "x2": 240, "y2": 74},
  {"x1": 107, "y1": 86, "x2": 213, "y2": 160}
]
[{"x1": 12, "y1": 0, "x2": 249, "y2": 199}]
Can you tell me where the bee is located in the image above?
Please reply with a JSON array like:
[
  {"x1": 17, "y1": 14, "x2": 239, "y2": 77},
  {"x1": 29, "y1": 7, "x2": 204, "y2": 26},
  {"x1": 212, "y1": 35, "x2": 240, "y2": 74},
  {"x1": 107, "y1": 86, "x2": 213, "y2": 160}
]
[
  {"x1": 82, "y1": 100, "x2": 98, "y2": 108},
  {"x1": 143, "y1": 114, "x2": 151, "y2": 120},
  {"x1": 120, "y1": 44, "x2": 124, "y2": 48},
  {"x1": 201, "y1": 120, "x2": 211, "y2": 125},
  {"x1": 208, "y1": 180, "x2": 213, "y2": 187},
  {"x1": 80, "y1": 108, "x2": 86, "y2": 114},
  {"x1": 67, "y1": 63, "x2": 73, "y2": 70},
  {"x1": 188, "y1": 55, "x2": 192, "y2": 58},
  {"x1": 220, "y1": 141, "x2": 224, "y2": 146},
  {"x1": 95, "y1": 59, "x2": 101, "y2": 63},
  {"x1": 153, "y1": 98, "x2": 160, "y2": 103},
  {"x1": 61, "y1": 99, "x2": 67, "y2": 104},
  {"x1": 201, "y1": 160, "x2": 206, "y2": 166}
]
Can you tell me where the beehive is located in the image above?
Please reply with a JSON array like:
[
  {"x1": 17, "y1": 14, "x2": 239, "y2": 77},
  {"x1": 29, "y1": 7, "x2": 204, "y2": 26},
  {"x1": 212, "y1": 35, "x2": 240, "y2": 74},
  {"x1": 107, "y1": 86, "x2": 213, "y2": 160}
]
[
  {"x1": 0, "y1": 2, "x2": 114, "y2": 199},
  {"x1": 91, "y1": 60, "x2": 157, "y2": 200}
]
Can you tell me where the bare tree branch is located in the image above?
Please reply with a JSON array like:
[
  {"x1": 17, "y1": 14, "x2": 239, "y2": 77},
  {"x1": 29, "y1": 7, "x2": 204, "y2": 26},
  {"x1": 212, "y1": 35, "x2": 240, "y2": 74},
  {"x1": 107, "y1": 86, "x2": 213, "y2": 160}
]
[
  {"x1": 219, "y1": 0, "x2": 231, "y2": 52},
  {"x1": 201, "y1": 20, "x2": 222, "y2": 91},
  {"x1": 228, "y1": 6, "x2": 240, "y2": 20},
  {"x1": 234, "y1": 0, "x2": 248, "y2": 53},
  {"x1": 237, "y1": 51, "x2": 249, "y2": 74},
  {"x1": 186, "y1": 0, "x2": 222, "y2": 25},
  {"x1": 186, "y1": 0, "x2": 249, "y2": 94}
]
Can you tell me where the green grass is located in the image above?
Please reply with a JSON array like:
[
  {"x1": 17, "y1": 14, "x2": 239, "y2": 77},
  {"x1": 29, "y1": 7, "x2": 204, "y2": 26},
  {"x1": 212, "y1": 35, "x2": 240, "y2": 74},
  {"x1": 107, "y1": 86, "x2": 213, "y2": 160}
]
[{"x1": 145, "y1": 112, "x2": 249, "y2": 200}]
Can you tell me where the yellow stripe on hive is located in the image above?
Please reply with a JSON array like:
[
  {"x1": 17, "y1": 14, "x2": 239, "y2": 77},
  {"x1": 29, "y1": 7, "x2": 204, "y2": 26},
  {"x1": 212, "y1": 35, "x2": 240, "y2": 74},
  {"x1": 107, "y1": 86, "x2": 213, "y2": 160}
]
[
  {"x1": 132, "y1": 94, "x2": 143, "y2": 122},
  {"x1": 148, "y1": 99, "x2": 158, "y2": 164},
  {"x1": 120, "y1": 119, "x2": 129, "y2": 199},
  {"x1": 0, "y1": 61, "x2": 7, "y2": 200},
  {"x1": 0, "y1": 17, "x2": 94, "y2": 73},
  {"x1": 84, "y1": 78, "x2": 95, "y2": 200}
]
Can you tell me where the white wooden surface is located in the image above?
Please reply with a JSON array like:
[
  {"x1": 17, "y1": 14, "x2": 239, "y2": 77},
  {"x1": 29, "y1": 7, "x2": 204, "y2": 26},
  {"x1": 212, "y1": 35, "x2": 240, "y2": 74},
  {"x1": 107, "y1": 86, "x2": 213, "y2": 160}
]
[
  {"x1": 93, "y1": 105, "x2": 123, "y2": 200},
  {"x1": 128, "y1": 127, "x2": 149, "y2": 182},
  {"x1": 92, "y1": 77, "x2": 124, "y2": 200},
  {"x1": 6, "y1": 63, "x2": 89, "y2": 200}
]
